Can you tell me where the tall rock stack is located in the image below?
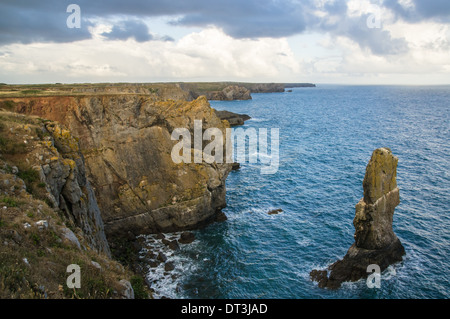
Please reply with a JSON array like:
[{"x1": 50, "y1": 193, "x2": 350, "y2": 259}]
[{"x1": 311, "y1": 148, "x2": 405, "y2": 289}]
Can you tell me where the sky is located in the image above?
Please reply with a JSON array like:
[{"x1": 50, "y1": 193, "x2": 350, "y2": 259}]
[{"x1": 0, "y1": 0, "x2": 449, "y2": 85}]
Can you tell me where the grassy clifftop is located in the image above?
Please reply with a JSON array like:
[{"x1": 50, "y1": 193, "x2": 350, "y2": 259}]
[{"x1": 0, "y1": 81, "x2": 315, "y2": 99}]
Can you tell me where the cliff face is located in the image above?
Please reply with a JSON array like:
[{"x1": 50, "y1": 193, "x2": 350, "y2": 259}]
[
  {"x1": 311, "y1": 148, "x2": 405, "y2": 289},
  {"x1": 0, "y1": 111, "x2": 138, "y2": 298},
  {"x1": 10, "y1": 94, "x2": 232, "y2": 239},
  {"x1": 41, "y1": 123, "x2": 111, "y2": 256}
]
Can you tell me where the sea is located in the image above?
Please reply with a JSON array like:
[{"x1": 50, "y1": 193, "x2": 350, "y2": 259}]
[{"x1": 140, "y1": 85, "x2": 450, "y2": 299}]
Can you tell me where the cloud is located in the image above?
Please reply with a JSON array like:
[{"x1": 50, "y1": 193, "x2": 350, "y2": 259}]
[
  {"x1": 0, "y1": 0, "x2": 92, "y2": 44},
  {"x1": 338, "y1": 14, "x2": 409, "y2": 55},
  {"x1": 101, "y1": 19, "x2": 153, "y2": 42},
  {"x1": 168, "y1": 0, "x2": 315, "y2": 39},
  {"x1": 1, "y1": 0, "x2": 444, "y2": 57},
  {"x1": 0, "y1": 28, "x2": 301, "y2": 83}
]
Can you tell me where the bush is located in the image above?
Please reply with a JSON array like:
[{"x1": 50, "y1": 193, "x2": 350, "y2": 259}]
[{"x1": 130, "y1": 275, "x2": 149, "y2": 299}]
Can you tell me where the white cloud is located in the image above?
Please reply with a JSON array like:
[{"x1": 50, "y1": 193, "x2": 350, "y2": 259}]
[{"x1": 0, "y1": 27, "x2": 300, "y2": 83}]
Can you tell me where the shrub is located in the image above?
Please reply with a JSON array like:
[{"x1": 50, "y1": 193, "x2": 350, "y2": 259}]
[
  {"x1": 130, "y1": 275, "x2": 149, "y2": 299},
  {"x1": 17, "y1": 167, "x2": 40, "y2": 185}
]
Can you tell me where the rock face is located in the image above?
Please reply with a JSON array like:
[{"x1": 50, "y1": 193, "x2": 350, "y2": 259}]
[
  {"x1": 311, "y1": 148, "x2": 405, "y2": 289},
  {"x1": 11, "y1": 94, "x2": 232, "y2": 240},
  {"x1": 41, "y1": 123, "x2": 111, "y2": 256}
]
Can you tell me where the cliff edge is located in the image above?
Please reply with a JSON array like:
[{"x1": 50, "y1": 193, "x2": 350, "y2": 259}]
[{"x1": 311, "y1": 148, "x2": 405, "y2": 289}]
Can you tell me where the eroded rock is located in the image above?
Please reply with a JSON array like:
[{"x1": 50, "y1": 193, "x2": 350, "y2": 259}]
[{"x1": 311, "y1": 148, "x2": 405, "y2": 289}]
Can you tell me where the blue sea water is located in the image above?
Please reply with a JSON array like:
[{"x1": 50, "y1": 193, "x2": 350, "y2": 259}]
[{"x1": 143, "y1": 85, "x2": 450, "y2": 299}]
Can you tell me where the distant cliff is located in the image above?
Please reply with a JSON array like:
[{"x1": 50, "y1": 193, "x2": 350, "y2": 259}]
[{"x1": 178, "y1": 82, "x2": 315, "y2": 100}]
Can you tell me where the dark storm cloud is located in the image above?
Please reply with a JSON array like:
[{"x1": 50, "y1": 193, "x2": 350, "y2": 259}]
[
  {"x1": 0, "y1": 0, "x2": 447, "y2": 55},
  {"x1": 168, "y1": 0, "x2": 316, "y2": 39},
  {"x1": 0, "y1": 0, "x2": 92, "y2": 44},
  {"x1": 101, "y1": 19, "x2": 153, "y2": 42}
]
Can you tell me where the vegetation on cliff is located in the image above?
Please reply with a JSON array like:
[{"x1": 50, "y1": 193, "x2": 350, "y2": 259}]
[{"x1": 0, "y1": 110, "x2": 150, "y2": 298}]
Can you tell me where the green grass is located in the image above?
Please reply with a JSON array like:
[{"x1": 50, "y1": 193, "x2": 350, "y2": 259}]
[
  {"x1": 1, "y1": 196, "x2": 20, "y2": 207},
  {"x1": 130, "y1": 275, "x2": 149, "y2": 299}
]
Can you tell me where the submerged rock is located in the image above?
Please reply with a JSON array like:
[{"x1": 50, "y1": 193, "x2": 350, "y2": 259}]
[
  {"x1": 268, "y1": 208, "x2": 283, "y2": 215},
  {"x1": 179, "y1": 231, "x2": 195, "y2": 244},
  {"x1": 311, "y1": 148, "x2": 405, "y2": 289}
]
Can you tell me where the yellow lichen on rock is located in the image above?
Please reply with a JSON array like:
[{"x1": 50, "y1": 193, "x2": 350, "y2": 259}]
[
  {"x1": 62, "y1": 158, "x2": 76, "y2": 170},
  {"x1": 362, "y1": 147, "x2": 398, "y2": 204}
]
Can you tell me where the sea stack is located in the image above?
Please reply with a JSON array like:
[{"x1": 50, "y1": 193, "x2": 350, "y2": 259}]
[{"x1": 311, "y1": 148, "x2": 405, "y2": 289}]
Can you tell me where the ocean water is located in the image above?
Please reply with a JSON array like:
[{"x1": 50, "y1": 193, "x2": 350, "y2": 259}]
[{"x1": 142, "y1": 85, "x2": 450, "y2": 299}]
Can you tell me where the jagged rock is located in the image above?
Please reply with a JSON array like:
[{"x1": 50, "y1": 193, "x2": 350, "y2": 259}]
[
  {"x1": 163, "y1": 239, "x2": 180, "y2": 251},
  {"x1": 311, "y1": 148, "x2": 405, "y2": 289},
  {"x1": 164, "y1": 262, "x2": 175, "y2": 272},
  {"x1": 179, "y1": 231, "x2": 195, "y2": 244},
  {"x1": 157, "y1": 252, "x2": 167, "y2": 263},
  {"x1": 60, "y1": 227, "x2": 81, "y2": 250}
]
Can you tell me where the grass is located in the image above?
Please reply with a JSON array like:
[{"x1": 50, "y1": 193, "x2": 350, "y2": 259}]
[
  {"x1": 0, "y1": 136, "x2": 27, "y2": 155},
  {"x1": 17, "y1": 167, "x2": 40, "y2": 185},
  {"x1": 0, "y1": 100, "x2": 15, "y2": 111},
  {"x1": 130, "y1": 275, "x2": 149, "y2": 299},
  {"x1": 1, "y1": 196, "x2": 20, "y2": 207}
]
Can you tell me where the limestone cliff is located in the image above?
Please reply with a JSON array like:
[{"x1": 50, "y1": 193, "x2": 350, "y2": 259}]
[
  {"x1": 311, "y1": 148, "x2": 405, "y2": 289},
  {"x1": 0, "y1": 111, "x2": 141, "y2": 298},
  {"x1": 8, "y1": 94, "x2": 232, "y2": 240}
]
